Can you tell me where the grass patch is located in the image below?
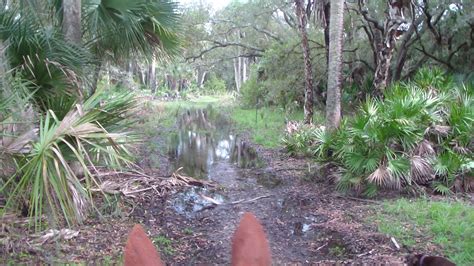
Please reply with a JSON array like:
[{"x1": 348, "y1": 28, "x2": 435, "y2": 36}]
[
  {"x1": 138, "y1": 94, "x2": 322, "y2": 150},
  {"x1": 153, "y1": 235, "x2": 175, "y2": 256},
  {"x1": 373, "y1": 198, "x2": 474, "y2": 265},
  {"x1": 230, "y1": 107, "x2": 323, "y2": 148}
]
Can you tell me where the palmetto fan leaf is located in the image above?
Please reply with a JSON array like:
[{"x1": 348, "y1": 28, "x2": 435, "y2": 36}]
[
  {"x1": 1, "y1": 6, "x2": 94, "y2": 115},
  {"x1": 2, "y1": 90, "x2": 136, "y2": 230},
  {"x1": 367, "y1": 166, "x2": 390, "y2": 187},
  {"x1": 83, "y1": 0, "x2": 181, "y2": 60}
]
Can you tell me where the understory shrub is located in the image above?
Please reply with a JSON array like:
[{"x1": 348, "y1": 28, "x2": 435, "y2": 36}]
[
  {"x1": 1, "y1": 90, "x2": 136, "y2": 230},
  {"x1": 203, "y1": 75, "x2": 227, "y2": 94},
  {"x1": 284, "y1": 68, "x2": 473, "y2": 196}
]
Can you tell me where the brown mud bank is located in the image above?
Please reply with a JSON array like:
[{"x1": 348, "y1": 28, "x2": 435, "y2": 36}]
[{"x1": 1, "y1": 106, "x2": 436, "y2": 264}]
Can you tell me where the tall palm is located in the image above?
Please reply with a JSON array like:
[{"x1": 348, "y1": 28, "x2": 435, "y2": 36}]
[{"x1": 325, "y1": 0, "x2": 345, "y2": 130}]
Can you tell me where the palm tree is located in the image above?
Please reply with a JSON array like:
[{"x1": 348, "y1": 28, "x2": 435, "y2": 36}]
[
  {"x1": 295, "y1": 0, "x2": 314, "y2": 124},
  {"x1": 325, "y1": 0, "x2": 345, "y2": 130},
  {"x1": 0, "y1": 0, "x2": 181, "y2": 229}
]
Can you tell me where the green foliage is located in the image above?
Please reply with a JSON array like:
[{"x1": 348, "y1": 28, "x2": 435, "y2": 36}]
[
  {"x1": 231, "y1": 108, "x2": 289, "y2": 148},
  {"x1": 83, "y1": 0, "x2": 181, "y2": 59},
  {"x1": 282, "y1": 124, "x2": 333, "y2": 158},
  {"x1": 204, "y1": 75, "x2": 227, "y2": 94},
  {"x1": 1, "y1": 6, "x2": 93, "y2": 115},
  {"x1": 231, "y1": 107, "x2": 322, "y2": 148},
  {"x1": 1, "y1": 90, "x2": 136, "y2": 230},
  {"x1": 287, "y1": 68, "x2": 473, "y2": 194},
  {"x1": 240, "y1": 70, "x2": 266, "y2": 107},
  {"x1": 373, "y1": 198, "x2": 474, "y2": 265},
  {"x1": 153, "y1": 235, "x2": 175, "y2": 256},
  {"x1": 246, "y1": 43, "x2": 307, "y2": 108}
]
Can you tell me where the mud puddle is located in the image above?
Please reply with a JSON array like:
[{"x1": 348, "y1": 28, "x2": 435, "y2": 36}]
[{"x1": 166, "y1": 107, "x2": 265, "y2": 213}]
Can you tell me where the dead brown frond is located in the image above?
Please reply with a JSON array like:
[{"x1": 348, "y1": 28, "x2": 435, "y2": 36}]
[
  {"x1": 368, "y1": 166, "x2": 401, "y2": 190},
  {"x1": 451, "y1": 141, "x2": 471, "y2": 155},
  {"x1": 367, "y1": 166, "x2": 389, "y2": 187},
  {"x1": 410, "y1": 156, "x2": 434, "y2": 184},
  {"x1": 454, "y1": 176, "x2": 474, "y2": 193},
  {"x1": 93, "y1": 167, "x2": 215, "y2": 198},
  {"x1": 428, "y1": 125, "x2": 451, "y2": 137},
  {"x1": 413, "y1": 139, "x2": 435, "y2": 156}
]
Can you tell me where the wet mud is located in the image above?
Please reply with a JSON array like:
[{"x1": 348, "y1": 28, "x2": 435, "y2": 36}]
[
  {"x1": 130, "y1": 107, "x2": 407, "y2": 264},
  {"x1": 1, "y1": 106, "x2": 421, "y2": 264}
]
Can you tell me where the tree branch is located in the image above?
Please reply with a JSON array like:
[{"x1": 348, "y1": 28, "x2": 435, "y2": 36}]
[
  {"x1": 358, "y1": 0, "x2": 384, "y2": 31},
  {"x1": 185, "y1": 42, "x2": 264, "y2": 62}
]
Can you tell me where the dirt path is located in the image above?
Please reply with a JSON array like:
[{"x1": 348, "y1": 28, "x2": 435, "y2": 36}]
[
  {"x1": 134, "y1": 145, "x2": 407, "y2": 264},
  {"x1": 2, "y1": 107, "x2": 415, "y2": 264},
  {"x1": 128, "y1": 108, "x2": 408, "y2": 264}
]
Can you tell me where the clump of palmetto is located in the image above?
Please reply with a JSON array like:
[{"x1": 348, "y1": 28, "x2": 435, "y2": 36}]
[
  {"x1": 1, "y1": 0, "x2": 180, "y2": 229},
  {"x1": 283, "y1": 68, "x2": 473, "y2": 196},
  {"x1": 1, "y1": 87, "x2": 136, "y2": 229}
]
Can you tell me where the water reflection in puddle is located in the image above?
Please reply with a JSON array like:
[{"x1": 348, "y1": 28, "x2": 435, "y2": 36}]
[
  {"x1": 168, "y1": 108, "x2": 260, "y2": 179},
  {"x1": 167, "y1": 108, "x2": 263, "y2": 216},
  {"x1": 170, "y1": 187, "x2": 226, "y2": 217}
]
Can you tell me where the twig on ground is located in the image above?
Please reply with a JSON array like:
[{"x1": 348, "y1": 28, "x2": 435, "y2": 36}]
[
  {"x1": 315, "y1": 243, "x2": 328, "y2": 251},
  {"x1": 93, "y1": 167, "x2": 215, "y2": 197},
  {"x1": 391, "y1": 237, "x2": 400, "y2": 250},
  {"x1": 335, "y1": 195, "x2": 380, "y2": 204},
  {"x1": 123, "y1": 185, "x2": 159, "y2": 195},
  {"x1": 357, "y1": 249, "x2": 375, "y2": 257},
  {"x1": 229, "y1": 194, "x2": 273, "y2": 205}
]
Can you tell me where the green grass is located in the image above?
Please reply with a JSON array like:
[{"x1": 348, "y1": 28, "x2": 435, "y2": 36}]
[
  {"x1": 139, "y1": 94, "x2": 322, "y2": 149},
  {"x1": 230, "y1": 107, "x2": 323, "y2": 148},
  {"x1": 153, "y1": 235, "x2": 175, "y2": 256},
  {"x1": 373, "y1": 198, "x2": 474, "y2": 265}
]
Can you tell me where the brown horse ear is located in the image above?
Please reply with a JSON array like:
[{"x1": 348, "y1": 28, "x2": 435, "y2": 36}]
[
  {"x1": 124, "y1": 224, "x2": 164, "y2": 266},
  {"x1": 231, "y1": 212, "x2": 271, "y2": 266}
]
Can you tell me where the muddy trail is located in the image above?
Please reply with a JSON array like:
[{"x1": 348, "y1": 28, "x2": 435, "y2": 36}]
[
  {"x1": 2, "y1": 106, "x2": 422, "y2": 264},
  {"x1": 132, "y1": 107, "x2": 408, "y2": 265}
]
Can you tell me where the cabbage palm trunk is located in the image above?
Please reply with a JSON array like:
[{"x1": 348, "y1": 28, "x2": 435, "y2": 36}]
[
  {"x1": 325, "y1": 0, "x2": 345, "y2": 130},
  {"x1": 62, "y1": 0, "x2": 81, "y2": 43}
]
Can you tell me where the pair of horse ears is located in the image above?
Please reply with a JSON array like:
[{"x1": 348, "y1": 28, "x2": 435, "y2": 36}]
[{"x1": 124, "y1": 212, "x2": 271, "y2": 266}]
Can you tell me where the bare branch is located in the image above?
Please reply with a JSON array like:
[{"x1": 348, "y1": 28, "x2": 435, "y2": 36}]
[{"x1": 357, "y1": 0, "x2": 384, "y2": 31}]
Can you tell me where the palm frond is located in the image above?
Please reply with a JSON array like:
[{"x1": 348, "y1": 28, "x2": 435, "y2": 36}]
[
  {"x1": 2, "y1": 90, "x2": 136, "y2": 230},
  {"x1": 83, "y1": 0, "x2": 181, "y2": 61},
  {"x1": 410, "y1": 155, "x2": 434, "y2": 184}
]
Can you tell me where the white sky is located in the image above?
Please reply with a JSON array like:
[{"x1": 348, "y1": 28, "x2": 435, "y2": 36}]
[{"x1": 179, "y1": 0, "x2": 232, "y2": 11}]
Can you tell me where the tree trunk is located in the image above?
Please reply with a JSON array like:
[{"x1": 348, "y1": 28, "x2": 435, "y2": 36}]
[
  {"x1": 323, "y1": 2, "x2": 331, "y2": 67},
  {"x1": 125, "y1": 61, "x2": 136, "y2": 90},
  {"x1": 325, "y1": 0, "x2": 344, "y2": 130},
  {"x1": 242, "y1": 57, "x2": 248, "y2": 83},
  {"x1": 372, "y1": 0, "x2": 406, "y2": 94},
  {"x1": 148, "y1": 56, "x2": 156, "y2": 93},
  {"x1": 373, "y1": 41, "x2": 395, "y2": 94},
  {"x1": 62, "y1": 0, "x2": 81, "y2": 43},
  {"x1": 233, "y1": 57, "x2": 242, "y2": 92},
  {"x1": 198, "y1": 70, "x2": 207, "y2": 88},
  {"x1": 295, "y1": 0, "x2": 314, "y2": 124},
  {"x1": 392, "y1": 15, "x2": 424, "y2": 82}
]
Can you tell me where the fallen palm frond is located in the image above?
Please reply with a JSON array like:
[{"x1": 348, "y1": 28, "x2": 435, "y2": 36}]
[{"x1": 93, "y1": 167, "x2": 215, "y2": 198}]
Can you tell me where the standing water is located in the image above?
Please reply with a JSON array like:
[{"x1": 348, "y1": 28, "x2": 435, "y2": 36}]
[
  {"x1": 167, "y1": 107, "x2": 260, "y2": 216},
  {"x1": 168, "y1": 107, "x2": 259, "y2": 179}
]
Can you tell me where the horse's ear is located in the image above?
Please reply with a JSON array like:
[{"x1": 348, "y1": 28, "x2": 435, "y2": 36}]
[
  {"x1": 124, "y1": 224, "x2": 164, "y2": 266},
  {"x1": 231, "y1": 212, "x2": 271, "y2": 266}
]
